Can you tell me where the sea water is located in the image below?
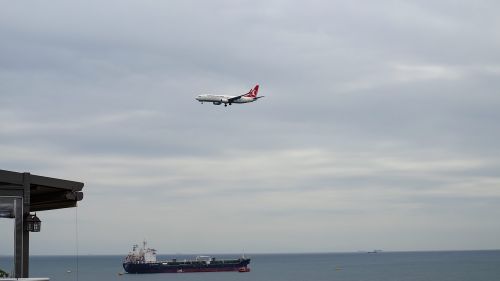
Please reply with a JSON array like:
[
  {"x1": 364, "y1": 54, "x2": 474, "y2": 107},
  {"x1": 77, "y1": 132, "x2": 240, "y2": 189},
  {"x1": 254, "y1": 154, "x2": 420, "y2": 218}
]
[{"x1": 1, "y1": 251, "x2": 499, "y2": 281}]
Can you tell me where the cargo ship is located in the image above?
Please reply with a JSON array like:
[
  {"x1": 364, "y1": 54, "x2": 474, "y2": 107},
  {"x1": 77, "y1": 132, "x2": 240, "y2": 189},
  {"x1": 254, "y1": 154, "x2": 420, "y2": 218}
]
[{"x1": 123, "y1": 241, "x2": 250, "y2": 273}]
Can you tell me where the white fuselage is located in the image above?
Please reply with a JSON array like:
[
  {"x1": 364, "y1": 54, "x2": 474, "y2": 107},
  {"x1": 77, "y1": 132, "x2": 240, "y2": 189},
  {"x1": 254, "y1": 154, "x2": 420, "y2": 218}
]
[{"x1": 195, "y1": 95, "x2": 256, "y2": 105}]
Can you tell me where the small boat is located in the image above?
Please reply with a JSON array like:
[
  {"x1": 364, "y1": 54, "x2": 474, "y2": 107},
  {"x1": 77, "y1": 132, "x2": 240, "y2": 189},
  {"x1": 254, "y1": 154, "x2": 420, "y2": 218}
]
[{"x1": 239, "y1": 267, "x2": 251, "y2": 272}]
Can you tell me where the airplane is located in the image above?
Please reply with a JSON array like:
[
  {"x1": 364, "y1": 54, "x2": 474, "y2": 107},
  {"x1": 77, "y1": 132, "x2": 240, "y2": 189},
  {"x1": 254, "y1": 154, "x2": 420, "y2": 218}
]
[{"x1": 195, "y1": 84, "x2": 263, "y2": 107}]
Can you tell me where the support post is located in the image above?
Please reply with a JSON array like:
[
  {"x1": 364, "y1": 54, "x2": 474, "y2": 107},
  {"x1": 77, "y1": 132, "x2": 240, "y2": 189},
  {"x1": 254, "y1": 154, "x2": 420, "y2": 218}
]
[
  {"x1": 14, "y1": 197, "x2": 23, "y2": 278},
  {"x1": 22, "y1": 172, "x2": 30, "y2": 278}
]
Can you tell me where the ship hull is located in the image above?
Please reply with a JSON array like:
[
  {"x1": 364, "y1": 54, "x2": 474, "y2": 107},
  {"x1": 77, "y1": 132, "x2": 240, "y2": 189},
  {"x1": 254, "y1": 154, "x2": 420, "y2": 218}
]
[{"x1": 123, "y1": 258, "x2": 250, "y2": 274}]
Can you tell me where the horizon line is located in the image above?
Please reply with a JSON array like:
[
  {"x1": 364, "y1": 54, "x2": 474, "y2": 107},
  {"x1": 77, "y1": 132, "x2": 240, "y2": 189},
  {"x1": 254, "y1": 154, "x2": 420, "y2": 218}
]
[{"x1": 2, "y1": 248, "x2": 500, "y2": 257}]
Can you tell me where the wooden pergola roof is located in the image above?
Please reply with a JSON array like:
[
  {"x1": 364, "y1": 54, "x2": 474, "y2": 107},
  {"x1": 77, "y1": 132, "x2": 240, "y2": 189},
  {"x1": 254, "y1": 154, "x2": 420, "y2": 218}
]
[{"x1": 0, "y1": 169, "x2": 84, "y2": 211}]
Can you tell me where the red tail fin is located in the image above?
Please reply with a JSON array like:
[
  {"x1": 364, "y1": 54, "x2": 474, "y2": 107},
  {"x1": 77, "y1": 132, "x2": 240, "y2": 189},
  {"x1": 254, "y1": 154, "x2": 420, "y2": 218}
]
[{"x1": 244, "y1": 84, "x2": 259, "y2": 98}]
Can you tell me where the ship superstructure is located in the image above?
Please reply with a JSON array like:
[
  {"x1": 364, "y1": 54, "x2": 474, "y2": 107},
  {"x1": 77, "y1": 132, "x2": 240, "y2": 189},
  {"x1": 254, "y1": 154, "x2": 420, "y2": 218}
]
[{"x1": 124, "y1": 241, "x2": 158, "y2": 263}]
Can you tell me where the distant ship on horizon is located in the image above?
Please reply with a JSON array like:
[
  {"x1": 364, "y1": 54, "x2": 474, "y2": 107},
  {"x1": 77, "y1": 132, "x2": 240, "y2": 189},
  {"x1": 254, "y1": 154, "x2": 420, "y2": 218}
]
[{"x1": 122, "y1": 241, "x2": 251, "y2": 274}]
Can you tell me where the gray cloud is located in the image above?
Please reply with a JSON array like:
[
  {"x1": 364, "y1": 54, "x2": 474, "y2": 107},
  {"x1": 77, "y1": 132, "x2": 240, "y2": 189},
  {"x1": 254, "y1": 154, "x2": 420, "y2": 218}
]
[{"x1": 1, "y1": 0, "x2": 500, "y2": 254}]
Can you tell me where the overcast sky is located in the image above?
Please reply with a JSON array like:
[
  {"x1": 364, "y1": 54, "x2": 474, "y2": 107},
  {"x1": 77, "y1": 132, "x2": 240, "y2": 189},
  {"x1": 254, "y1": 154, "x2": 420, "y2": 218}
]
[{"x1": 1, "y1": 0, "x2": 500, "y2": 255}]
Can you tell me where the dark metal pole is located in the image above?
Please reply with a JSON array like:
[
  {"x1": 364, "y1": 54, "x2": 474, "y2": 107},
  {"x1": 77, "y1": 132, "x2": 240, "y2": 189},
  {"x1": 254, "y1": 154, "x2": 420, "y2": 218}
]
[
  {"x1": 22, "y1": 172, "x2": 30, "y2": 278},
  {"x1": 14, "y1": 197, "x2": 23, "y2": 278}
]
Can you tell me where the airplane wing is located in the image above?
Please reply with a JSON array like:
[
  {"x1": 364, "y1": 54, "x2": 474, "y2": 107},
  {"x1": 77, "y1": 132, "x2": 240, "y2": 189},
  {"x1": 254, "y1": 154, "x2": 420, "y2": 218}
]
[{"x1": 227, "y1": 93, "x2": 247, "y2": 102}]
